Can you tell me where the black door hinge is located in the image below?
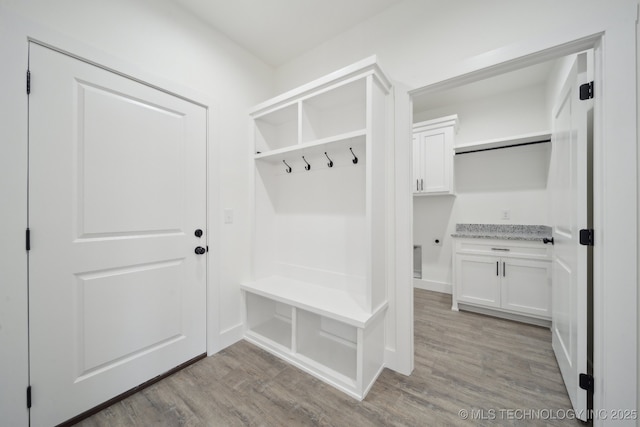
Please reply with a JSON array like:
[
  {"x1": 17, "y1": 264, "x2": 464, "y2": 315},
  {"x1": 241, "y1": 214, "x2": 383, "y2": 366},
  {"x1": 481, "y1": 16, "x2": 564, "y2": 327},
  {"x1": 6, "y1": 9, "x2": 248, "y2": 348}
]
[
  {"x1": 26, "y1": 70, "x2": 31, "y2": 95},
  {"x1": 26, "y1": 385, "x2": 32, "y2": 408},
  {"x1": 579, "y1": 229, "x2": 594, "y2": 246},
  {"x1": 579, "y1": 373, "x2": 594, "y2": 394},
  {"x1": 26, "y1": 228, "x2": 31, "y2": 251},
  {"x1": 579, "y1": 81, "x2": 594, "y2": 100}
]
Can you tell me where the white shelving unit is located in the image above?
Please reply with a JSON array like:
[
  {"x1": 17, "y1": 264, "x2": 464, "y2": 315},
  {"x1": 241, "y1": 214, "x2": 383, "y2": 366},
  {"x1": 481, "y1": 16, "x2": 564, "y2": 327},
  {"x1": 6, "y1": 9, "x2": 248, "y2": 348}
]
[{"x1": 244, "y1": 56, "x2": 391, "y2": 400}]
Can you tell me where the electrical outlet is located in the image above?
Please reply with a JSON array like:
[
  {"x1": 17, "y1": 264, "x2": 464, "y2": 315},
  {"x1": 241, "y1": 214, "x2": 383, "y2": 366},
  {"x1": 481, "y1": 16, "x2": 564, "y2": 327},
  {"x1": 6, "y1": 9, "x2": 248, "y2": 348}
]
[
  {"x1": 433, "y1": 238, "x2": 442, "y2": 246},
  {"x1": 501, "y1": 209, "x2": 511, "y2": 220}
]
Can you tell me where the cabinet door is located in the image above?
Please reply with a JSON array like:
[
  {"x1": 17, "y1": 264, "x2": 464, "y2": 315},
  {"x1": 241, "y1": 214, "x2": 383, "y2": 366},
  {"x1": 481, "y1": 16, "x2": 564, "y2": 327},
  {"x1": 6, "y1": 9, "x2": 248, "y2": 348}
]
[
  {"x1": 455, "y1": 254, "x2": 501, "y2": 308},
  {"x1": 412, "y1": 127, "x2": 454, "y2": 194},
  {"x1": 422, "y1": 126, "x2": 453, "y2": 193},
  {"x1": 501, "y1": 258, "x2": 551, "y2": 318},
  {"x1": 412, "y1": 134, "x2": 423, "y2": 193}
]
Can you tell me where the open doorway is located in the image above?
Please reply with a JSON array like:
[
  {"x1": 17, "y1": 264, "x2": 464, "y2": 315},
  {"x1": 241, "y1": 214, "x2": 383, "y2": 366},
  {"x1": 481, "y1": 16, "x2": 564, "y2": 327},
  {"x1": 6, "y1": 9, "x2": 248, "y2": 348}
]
[{"x1": 409, "y1": 51, "x2": 595, "y2": 419}]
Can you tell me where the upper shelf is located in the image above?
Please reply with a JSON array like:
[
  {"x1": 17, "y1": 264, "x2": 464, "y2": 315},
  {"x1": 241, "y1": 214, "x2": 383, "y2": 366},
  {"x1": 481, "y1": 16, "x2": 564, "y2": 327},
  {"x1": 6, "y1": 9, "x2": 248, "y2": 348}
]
[{"x1": 455, "y1": 131, "x2": 551, "y2": 154}]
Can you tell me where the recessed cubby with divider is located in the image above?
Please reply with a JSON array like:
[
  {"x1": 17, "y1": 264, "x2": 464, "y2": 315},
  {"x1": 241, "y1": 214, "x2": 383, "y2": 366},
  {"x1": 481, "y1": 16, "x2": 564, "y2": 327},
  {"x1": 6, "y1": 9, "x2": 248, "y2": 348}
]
[{"x1": 243, "y1": 56, "x2": 392, "y2": 400}]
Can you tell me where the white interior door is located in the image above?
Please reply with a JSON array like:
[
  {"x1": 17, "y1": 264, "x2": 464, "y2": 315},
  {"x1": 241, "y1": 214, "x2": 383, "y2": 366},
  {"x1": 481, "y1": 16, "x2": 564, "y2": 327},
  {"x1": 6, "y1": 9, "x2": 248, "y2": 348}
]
[
  {"x1": 549, "y1": 52, "x2": 590, "y2": 421},
  {"x1": 28, "y1": 43, "x2": 207, "y2": 427}
]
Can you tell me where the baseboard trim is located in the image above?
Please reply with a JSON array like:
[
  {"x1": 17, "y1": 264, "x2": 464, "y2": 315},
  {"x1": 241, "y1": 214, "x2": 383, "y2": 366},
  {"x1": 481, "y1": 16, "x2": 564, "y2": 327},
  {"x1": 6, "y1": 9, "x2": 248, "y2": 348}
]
[
  {"x1": 413, "y1": 278, "x2": 452, "y2": 294},
  {"x1": 458, "y1": 303, "x2": 551, "y2": 328},
  {"x1": 218, "y1": 323, "x2": 244, "y2": 351},
  {"x1": 56, "y1": 353, "x2": 206, "y2": 427}
]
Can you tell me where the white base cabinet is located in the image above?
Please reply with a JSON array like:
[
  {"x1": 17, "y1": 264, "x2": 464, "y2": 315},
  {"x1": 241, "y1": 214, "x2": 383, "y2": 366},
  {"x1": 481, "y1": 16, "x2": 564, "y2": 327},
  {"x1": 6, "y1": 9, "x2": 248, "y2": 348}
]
[{"x1": 452, "y1": 239, "x2": 551, "y2": 324}]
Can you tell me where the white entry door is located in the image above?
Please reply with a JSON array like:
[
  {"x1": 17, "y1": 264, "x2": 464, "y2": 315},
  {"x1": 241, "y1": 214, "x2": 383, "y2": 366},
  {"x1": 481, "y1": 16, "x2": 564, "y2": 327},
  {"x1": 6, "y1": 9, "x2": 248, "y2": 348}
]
[
  {"x1": 28, "y1": 43, "x2": 207, "y2": 427},
  {"x1": 549, "y1": 52, "x2": 591, "y2": 421}
]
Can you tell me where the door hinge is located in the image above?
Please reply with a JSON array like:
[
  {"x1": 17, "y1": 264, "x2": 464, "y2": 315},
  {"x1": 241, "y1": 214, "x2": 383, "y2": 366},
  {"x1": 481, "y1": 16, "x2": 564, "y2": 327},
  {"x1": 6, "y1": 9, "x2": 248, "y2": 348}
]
[
  {"x1": 579, "y1": 373, "x2": 594, "y2": 394},
  {"x1": 579, "y1": 81, "x2": 593, "y2": 100},
  {"x1": 579, "y1": 228, "x2": 594, "y2": 246},
  {"x1": 26, "y1": 70, "x2": 31, "y2": 95},
  {"x1": 26, "y1": 228, "x2": 31, "y2": 251},
  {"x1": 26, "y1": 385, "x2": 32, "y2": 408}
]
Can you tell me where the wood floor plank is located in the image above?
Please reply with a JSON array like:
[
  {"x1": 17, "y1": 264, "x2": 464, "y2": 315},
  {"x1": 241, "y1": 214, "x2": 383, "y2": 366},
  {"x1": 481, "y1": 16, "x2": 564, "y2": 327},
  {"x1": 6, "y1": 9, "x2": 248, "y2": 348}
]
[{"x1": 74, "y1": 290, "x2": 581, "y2": 426}]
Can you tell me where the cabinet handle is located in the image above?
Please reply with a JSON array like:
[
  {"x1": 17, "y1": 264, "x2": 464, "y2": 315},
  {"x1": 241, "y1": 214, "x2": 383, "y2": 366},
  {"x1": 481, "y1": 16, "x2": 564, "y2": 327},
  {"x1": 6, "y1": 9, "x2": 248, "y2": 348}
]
[
  {"x1": 503, "y1": 262, "x2": 506, "y2": 277},
  {"x1": 416, "y1": 179, "x2": 419, "y2": 191},
  {"x1": 491, "y1": 248, "x2": 510, "y2": 252},
  {"x1": 421, "y1": 179, "x2": 424, "y2": 191},
  {"x1": 496, "y1": 261, "x2": 499, "y2": 276}
]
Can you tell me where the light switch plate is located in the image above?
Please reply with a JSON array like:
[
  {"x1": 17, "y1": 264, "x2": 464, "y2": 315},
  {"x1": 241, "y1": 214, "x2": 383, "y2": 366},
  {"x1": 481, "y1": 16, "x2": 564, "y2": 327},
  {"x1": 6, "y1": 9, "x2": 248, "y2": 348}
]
[{"x1": 224, "y1": 208, "x2": 233, "y2": 224}]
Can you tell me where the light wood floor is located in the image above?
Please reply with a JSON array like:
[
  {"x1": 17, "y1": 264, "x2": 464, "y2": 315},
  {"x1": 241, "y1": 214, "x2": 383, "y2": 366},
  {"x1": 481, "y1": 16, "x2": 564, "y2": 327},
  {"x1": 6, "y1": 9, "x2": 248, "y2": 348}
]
[{"x1": 76, "y1": 290, "x2": 581, "y2": 426}]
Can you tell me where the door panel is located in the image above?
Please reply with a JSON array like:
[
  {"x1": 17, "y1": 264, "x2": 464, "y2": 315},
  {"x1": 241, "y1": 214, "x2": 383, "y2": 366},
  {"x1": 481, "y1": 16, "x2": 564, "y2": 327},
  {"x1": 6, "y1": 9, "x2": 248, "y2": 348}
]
[
  {"x1": 456, "y1": 255, "x2": 501, "y2": 307},
  {"x1": 549, "y1": 52, "x2": 590, "y2": 421},
  {"x1": 79, "y1": 82, "x2": 185, "y2": 236},
  {"x1": 29, "y1": 43, "x2": 207, "y2": 426},
  {"x1": 501, "y1": 258, "x2": 551, "y2": 317}
]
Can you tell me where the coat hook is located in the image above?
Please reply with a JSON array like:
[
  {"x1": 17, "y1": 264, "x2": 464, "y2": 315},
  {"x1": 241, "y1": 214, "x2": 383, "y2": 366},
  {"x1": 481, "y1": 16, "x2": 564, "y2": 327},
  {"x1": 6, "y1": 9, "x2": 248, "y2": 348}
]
[
  {"x1": 324, "y1": 152, "x2": 334, "y2": 168},
  {"x1": 283, "y1": 160, "x2": 292, "y2": 173},
  {"x1": 350, "y1": 147, "x2": 358, "y2": 164},
  {"x1": 302, "y1": 156, "x2": 311, "y2": 171}
]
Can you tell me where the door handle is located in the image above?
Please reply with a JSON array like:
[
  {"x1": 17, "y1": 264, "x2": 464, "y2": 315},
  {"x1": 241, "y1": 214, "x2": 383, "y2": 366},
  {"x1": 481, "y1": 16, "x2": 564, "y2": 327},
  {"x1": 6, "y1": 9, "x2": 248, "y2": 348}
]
[
  {"x1": 194, "y1": 246, "x2": 206, "y2": 255},
  {"x1": 496, "y1": 261, "x2": 499, "y2": 276},
  {"x1": 194, "y1": 229, "x2": 203, "y2": 238}
]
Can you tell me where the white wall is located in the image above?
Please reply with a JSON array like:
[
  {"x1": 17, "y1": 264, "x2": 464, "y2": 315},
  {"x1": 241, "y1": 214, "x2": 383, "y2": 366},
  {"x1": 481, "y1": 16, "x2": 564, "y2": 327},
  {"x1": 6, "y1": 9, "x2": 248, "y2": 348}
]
[
  {"x1": 414, "y1": 83, "x2": 550, "y2": 145},
  {"x1": 274, "y1": 0, "x2": 634, "y2": 92},
  {"x1": 0, "y1": 0, "x2": 274, "y2": 424}
]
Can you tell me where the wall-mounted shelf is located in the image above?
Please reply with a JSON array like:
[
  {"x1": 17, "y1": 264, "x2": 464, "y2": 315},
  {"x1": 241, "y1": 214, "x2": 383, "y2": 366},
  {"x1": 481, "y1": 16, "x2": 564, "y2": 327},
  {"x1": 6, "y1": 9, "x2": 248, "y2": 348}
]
[
  {"x1": 254, "y1": 129, "x2": 366, "y2": 164},
  {"x1": 455, "y1": 131, "x2": 551, "y2": 154}
]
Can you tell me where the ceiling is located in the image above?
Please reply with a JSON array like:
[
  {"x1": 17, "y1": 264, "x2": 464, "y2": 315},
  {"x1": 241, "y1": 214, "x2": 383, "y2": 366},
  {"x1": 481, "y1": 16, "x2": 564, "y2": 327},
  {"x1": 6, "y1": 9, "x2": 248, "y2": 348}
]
[{"x1": 172, "y1": 0, "x2": 405, "y2": 67}]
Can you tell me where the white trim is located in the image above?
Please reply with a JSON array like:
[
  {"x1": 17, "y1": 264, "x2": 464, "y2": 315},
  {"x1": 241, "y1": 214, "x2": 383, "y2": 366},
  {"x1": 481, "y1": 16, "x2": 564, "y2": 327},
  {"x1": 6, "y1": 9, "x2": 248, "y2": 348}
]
[
  {"x1": 413, "y1": 278, "x2": 452, "y2": 295},
  {"x1": 405, "y1": 4, "x2": 638, "y2": 424}
]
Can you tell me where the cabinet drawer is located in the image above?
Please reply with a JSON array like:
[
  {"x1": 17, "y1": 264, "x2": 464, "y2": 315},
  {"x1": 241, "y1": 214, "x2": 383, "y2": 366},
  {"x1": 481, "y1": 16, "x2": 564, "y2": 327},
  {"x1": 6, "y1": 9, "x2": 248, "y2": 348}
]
[{"x1": 455, "y1": 239, "x2": 551, "y2": 259}]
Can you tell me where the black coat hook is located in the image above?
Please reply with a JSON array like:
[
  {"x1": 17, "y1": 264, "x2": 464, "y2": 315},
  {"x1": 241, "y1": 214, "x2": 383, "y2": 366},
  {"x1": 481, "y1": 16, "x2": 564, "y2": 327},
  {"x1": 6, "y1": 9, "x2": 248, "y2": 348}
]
[
  {"x1": 350, "y1": 147, "x2": 358, "y2": 164},
  {"x1": 283, "y1": 160, "x2": 292, "y2": 173},
  {"x1": 302, "y1": 156, "x2": 311, "y2": 171},
  {"x1": 324, "y1": 152, "x2": 334, "y2": 168}
]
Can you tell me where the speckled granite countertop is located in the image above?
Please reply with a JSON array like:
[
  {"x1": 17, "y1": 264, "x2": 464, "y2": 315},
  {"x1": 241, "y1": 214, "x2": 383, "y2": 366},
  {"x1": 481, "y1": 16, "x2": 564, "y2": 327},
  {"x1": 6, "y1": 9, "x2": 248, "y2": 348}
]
[{"x1": 451, "y1": 224, "x2": 552, "y2": 242}]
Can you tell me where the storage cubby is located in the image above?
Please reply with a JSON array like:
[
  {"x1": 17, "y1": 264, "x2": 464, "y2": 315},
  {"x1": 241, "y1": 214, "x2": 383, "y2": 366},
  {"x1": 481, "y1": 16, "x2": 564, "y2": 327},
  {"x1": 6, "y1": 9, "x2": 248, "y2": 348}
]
[
  {"x1": 245, "y1": 56, "x2": 391, "y2": 400},
  {"x1": 245, "y1": 293, "x2": 292, "y2": 350},
  {"x1": 301, "y1": 79, "x2": 366, "y2": 143},
  {"x1": 254, "y1": 103, "x2": 298, "y2": 153},
  {"x1": 296, "y1": 310, "x2": 357, "y2": 381}
]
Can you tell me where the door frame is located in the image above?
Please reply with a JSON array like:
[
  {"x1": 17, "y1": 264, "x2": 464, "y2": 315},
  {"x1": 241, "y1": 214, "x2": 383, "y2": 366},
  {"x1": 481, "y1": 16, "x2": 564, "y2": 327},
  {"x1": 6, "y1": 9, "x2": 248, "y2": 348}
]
[
  {"x1": 0, "y1": 9, "x2": 222, "y2": 426},
  {"x1": 402, "y1": 6, "x2": 637, "y2": 424}
]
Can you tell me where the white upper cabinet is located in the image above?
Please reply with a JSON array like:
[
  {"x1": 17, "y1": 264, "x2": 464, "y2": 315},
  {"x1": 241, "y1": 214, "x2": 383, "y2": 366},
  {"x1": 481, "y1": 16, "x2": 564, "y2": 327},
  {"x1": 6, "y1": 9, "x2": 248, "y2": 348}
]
[{"x1": 412, "y1": 115, "x2": 457, "y2": 195}]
